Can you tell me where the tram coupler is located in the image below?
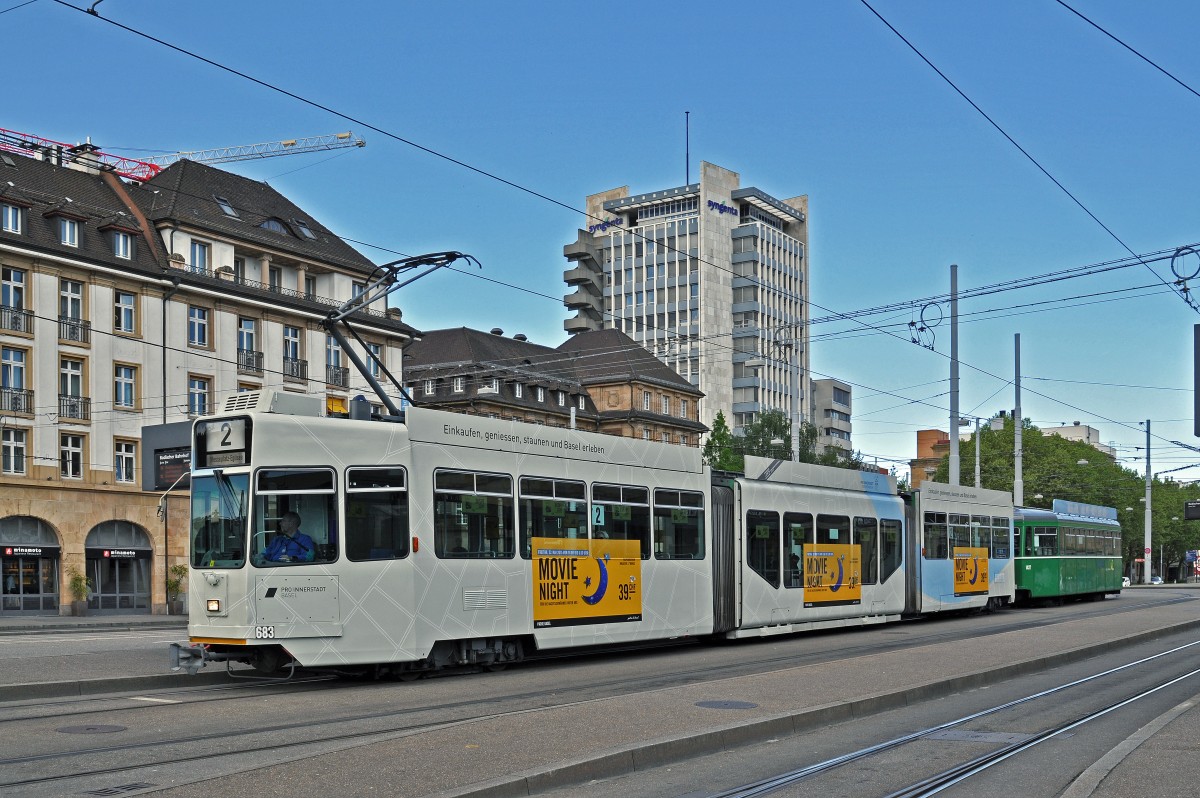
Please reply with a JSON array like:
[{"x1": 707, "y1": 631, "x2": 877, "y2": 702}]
[{"x1": 169, "y1": 642, "x2": 209, "y2": 675}]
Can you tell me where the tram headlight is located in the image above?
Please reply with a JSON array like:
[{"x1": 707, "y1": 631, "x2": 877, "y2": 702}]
[{"x1": 207, "y1": 599, "x2": 221, "y2": 613}]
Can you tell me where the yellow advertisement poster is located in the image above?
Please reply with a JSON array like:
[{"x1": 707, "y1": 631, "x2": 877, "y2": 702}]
[
  {"x1": 803, "y1": 543, "x2": 862, "y2": 608},
  {"x1": 532, "y1": 536, "x2": 642, "y2": 628},
  {"x1": 954, "y1": 547, "x2": 990, "y2": 596}
]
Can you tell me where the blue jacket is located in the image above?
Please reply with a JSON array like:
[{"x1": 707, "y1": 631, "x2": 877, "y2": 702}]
[{"x1": 265, "y1": 532, "x2": 315, "y2": 562}]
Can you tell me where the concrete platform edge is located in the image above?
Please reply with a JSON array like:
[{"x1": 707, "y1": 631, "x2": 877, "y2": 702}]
[{"x1": 436, "y1": 617, "x2": 1200, "y2": 798}]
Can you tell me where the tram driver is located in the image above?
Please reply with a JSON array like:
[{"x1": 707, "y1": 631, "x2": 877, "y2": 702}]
[{"x1": 261, "y1": 511, "x2": 316, "y2": 563}]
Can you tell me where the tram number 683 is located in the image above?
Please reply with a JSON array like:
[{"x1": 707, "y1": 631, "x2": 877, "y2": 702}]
[{"x1": 254, "y1": 626, "x2": 275, "y2": 639}]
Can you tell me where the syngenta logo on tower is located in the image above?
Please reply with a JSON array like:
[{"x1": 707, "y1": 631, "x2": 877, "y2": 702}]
[
  {"x1": 588, "y1": 217, "x2": 622, "y2": 234},
  {"x1": 707, "y1": 199, "x2": 737, "y2": 216}
]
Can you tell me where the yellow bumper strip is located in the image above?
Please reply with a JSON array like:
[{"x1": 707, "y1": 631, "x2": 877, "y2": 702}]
[{"x1": 190, "y1": 637, "x2": 248, "y2": 645}]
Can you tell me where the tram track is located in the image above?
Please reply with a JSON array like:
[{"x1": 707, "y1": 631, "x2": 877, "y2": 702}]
[
  {"x1": 0, "y1": 593, "x2": 1188, "y2": 727},
  {"x1": 709, "y1": 639, "x2": 1200, "y2": 798}
]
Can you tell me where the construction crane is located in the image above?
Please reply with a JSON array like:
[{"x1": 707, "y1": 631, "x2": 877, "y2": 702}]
[
  {"x1": 139, "y1": 131, "x2": 365, "y2": 169},
  {"x1": 0, "y1": 127, "x2": 365, "y2": 182}
]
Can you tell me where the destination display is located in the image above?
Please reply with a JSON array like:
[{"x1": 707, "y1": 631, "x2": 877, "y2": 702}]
[{"x1": 532, "y1": 536, "x2": 642, "y2": 628}]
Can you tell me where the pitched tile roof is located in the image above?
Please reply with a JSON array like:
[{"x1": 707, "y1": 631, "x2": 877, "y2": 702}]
[
  {"x1": 557, "y1": 329, "x2": 702, "y2": 396},
  {"x1": 134, "y1": 159, "x2": 376, "y2": 273},
  {"x1": 0, "y1": 152, "x2": 161, "y2": 275}
]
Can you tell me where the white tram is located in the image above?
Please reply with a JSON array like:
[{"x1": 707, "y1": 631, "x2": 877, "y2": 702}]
[{"x1": 170, "y1": 391, "x2": 1014, "y2": 676}]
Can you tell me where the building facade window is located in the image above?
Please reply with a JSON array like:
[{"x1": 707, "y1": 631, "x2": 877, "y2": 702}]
[
  {"x1": 114, "y1": 365, "x2": 136, "y2": 409},
  {"x1": 114, "y1": 440, "x2": 136, "y2": 483},
  {"x1": 237, "y1": 317, "x2": 258, "y2": 366},
  {"x1": 680, "y1": 399, "x2": 688, "y2": 419},
  {"x1": 187, "y1": 306, "x2": 209, "y2": 346},
  {"x1": 366, "y1": 343, "x2": 381, "y2": 378},
  {"x1": 1, "y1": 427, "x2": 26, "y2": 474},
  {"x1": 112, "y1": 231, "x2": 132, "y2": 260},
  {"x1": 304, "y1": 276, "x2": 316, "y2": 299},
  {"x1": 1, "y1": 346, "x2": 25, "y2": 390},
  {"x1": 643, "y1": 391, "x2": 651, "y2": 411},
  {"x1": 269, "y1": 266, "x2": 282, "y2": 292},
  {"x1": 283, "y1": 325, "x2": 301, "y2": 360},
  {"x1": 326, "y1": 335, "x2": 342, "y2": 368},
  {"x1": 233, "y1": 257, "x2": 246, "y2": 282},
  {"x1": 60, "y1": 358, "x2": 83, "y2": 398},
  {"x1": 1, "y1": 204, "x2": 21, "y2": 234},
  {"x1": 514, "y1": 383, "x2": 523, "y2": 399},
  {"x1": 452, "y1": 376, "x2": 465, "y2": 393},
  {"x1": 423, "y1": 379, "x2": 435, "y2": 396},
  {"x1": 661, "y1": 395, "x2": 669, "y2": 414},
  {"x1": 114, "y1": 291, "x2": 136, "y2": 333},
  {"x1": 578, "y1": 395, "x2": 585, "y2": 410},
  {"x1": 60, "y1": 433, "x2": 83, "y2": 479},
  {"x1": 190, "y1": 241, "x2": 209, "y2": 273},
  {"x1": 536, "y1": 386, "x2": 545, "y2": 403},
  {"x1": 1, "y1": 266, "x2": 24, "y2": 308},
  {"x1": 188, "y1": 376, "x2": 209, "y2": 416},
  {"x1": 833, "y1": 387, "x2": 851, "y2": 406},
  {"x1": 60, "y1": 279, "x2": 83, "y2": 320},
  {"x1": 557, "y1": 391, "x2": 566, "y2": 407},
  {"x1": 59, "y1": 218, "x2": 79, "y2": 247}
]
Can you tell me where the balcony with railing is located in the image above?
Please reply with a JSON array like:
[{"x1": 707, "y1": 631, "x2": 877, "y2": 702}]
[
  {"x1": 58, "y1": 316, "x2": 91, "y2": 344},
  {"x1": 326, "y1": 365, "x2": 349, "y2": 388},
  {"x1": 0, "y1": 306, "x2": 32, "y2": 333},
  {"x1": 58, "y1": 394, "x2": 91, "y2": 421},
  {"x1": 283, "y1": 357, "x2": 308, "y2": 382},
  {"x1": 0, "y1": 387, "x2": 33, "y2": 414},
  {"x1": 237, "y1": 348, "x2": 264, "y2": 375}
]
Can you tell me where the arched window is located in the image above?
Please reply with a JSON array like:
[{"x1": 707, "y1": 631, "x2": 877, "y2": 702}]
[
  {"x1": 85, "y1": 520, "x2": 151, "y2": 549},
  {"x1": 0, "y1": 516, "x2": 59, "y2": 546}
]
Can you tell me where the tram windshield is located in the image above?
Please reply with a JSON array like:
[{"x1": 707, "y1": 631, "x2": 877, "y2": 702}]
[{"x1": 190, "y1": 473, "x2": 250, "y2": 568}]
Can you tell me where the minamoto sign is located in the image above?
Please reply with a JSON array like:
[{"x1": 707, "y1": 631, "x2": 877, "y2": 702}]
[
  {"x1": 86, "y1": 547, "x2": 150, "y2": 560},
  {"x1": 4, "y1": 546, "x2": 61, "y2": 558}
]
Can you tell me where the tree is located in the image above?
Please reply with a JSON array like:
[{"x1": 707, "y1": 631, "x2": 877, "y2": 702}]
[{"x1": 702, "y1": 411, "x2": 742, "y2": 472}]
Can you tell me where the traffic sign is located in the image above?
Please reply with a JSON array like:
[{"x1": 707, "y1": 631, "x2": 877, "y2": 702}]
[{"x1": 1145, "y1": 547, "x2": 1152, "y2": 554}]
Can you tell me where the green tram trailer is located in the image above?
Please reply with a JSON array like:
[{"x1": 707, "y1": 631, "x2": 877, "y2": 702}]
[{"x1": 1014, "y1": 500, "x2": 1123, "y2": 603}]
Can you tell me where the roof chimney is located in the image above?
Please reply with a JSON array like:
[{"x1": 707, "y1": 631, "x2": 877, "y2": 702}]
[
  {"x1": 513, "y1": 333, "x2": 527, "y2": 342},
  {"x1": 490, "y1": 328, "x2": 503, "y2": 336}
]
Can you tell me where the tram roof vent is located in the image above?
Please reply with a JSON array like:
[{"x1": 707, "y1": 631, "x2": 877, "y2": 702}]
[{"x1": 222, "y1": 390, "x2": 324, "y2": 417}]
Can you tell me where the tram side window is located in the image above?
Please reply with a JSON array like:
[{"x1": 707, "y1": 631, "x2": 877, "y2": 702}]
[
  {"x1": 923, "y1": 512, "x2": 948, "y2": 559},
  {"x1": 880, "y1": 519, "x2": 902, "y2": 581},
  {"x1": 592, "y1": 483, "x2": 651, "y2": 559},
  {"x1": 519, "y1": 477, "x2": 587, "y2": 559},
  {"x1": 746, "y1": 509, "x2": 780, "y2": 588},
  {"x1": 782, "y1": 512, "x2": 812, "y2": 589},
  {"x1": 190, "y1": 473, "x2": 249, "y2": 568},
  {"x1": 1021, "y1": 525, "x2": 1035, "y2": 557},
  {"x1": 1036, "y1": 525, "x2": 1059, "y2": 556},
  {"x1": 990, "y1": 517, "x2": 1010, "y2": 558},
  {"x1": 653, "y1": 489, "x2": 705, "y2": 560},
  {"x1": 345, "y1": 468, "x2": 408, "y2": 561},
  {"x1": 949, "y1": 514, "x2": 972, "y2": 551},
  {"x1": 856, "y1": 517, "x2": 878, "y2": 585},
  {"x1": 252, "y1": 468, "x2": 337, "y2": 566},
  {"x1": 434, "y1": 470, "x2": 514, "y2": 558}
]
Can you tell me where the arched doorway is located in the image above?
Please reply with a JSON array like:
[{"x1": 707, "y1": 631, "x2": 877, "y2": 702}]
[
  {"x1": 85, "y1": 521, "x2": 152, "y2": 614},
  {"x1": 0, "y1": 516, "x2": 62, "y2": 615}
]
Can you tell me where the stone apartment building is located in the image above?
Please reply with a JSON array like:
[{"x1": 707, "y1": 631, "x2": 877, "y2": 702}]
[
  {"x1": 0, "y1": 148, "x2": 416, "y2": 615},
  {"x1": 404, "y1": 327, "x2": 706, "y2": 446}
]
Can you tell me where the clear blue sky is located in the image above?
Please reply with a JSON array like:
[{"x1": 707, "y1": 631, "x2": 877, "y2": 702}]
[{"x1": 6, "y1": 0, "x2": 1199, "y2": 481}]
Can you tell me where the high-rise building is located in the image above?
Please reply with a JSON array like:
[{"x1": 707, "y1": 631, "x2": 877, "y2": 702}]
[{"x1": 563, "y1": 162, "x2": 808, "y2": 438}]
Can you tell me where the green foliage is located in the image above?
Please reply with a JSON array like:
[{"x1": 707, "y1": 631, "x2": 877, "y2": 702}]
[
  {"x1": 703, "y1": 409, "x2": 871, "y2": 473},
  {"x1": 66, "y1": 565, "x2": 91, "y2": 602},
  {"x1": 931, "y1": 414, "x2": 1200, "y2": 579},
  {"x1": 166, "y1": 563, "x2": 188, "y2": 599}
]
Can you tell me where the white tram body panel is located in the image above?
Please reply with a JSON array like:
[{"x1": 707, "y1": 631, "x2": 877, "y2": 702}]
[
  {"x1": 907, "y1": 482, "x2": 1015, "y2": 614},
  {"x1": 726, "y1": 458, "x2": 907, "y2": 639},
  {"x1": 184, "y1": 398, "x2": 714, "y2": 670},
  {"x1": 174, "y1": 391, "x2": 1021, "y2": 676}
]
